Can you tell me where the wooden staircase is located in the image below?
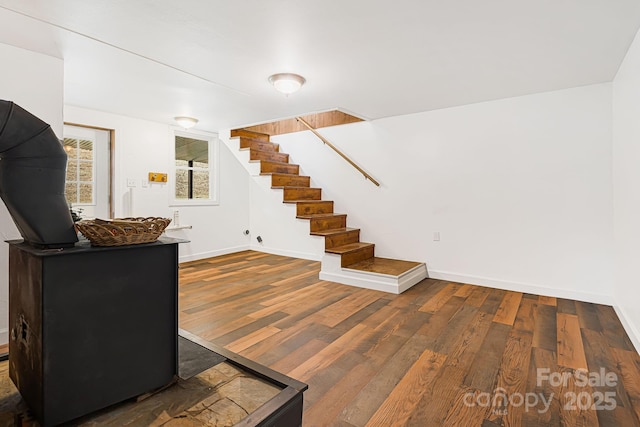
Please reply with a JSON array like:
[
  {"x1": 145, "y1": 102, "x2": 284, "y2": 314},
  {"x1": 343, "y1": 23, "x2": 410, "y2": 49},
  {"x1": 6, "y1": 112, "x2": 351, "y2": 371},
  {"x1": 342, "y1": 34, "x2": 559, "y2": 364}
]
[{"x1": 230, "y1": 128, "x2": 428, "y2": 294}]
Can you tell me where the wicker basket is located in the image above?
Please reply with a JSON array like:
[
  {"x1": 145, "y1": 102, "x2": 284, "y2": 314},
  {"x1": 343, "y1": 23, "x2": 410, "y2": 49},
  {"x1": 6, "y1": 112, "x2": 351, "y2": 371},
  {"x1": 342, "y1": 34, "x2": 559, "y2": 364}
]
[{"x1": 76, "y1": 217, "x2": 172, "y2": 247}]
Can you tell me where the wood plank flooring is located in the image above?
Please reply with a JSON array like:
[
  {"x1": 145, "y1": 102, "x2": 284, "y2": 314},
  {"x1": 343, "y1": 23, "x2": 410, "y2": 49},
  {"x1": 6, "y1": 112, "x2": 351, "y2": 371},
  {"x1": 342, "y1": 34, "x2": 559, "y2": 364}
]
[{"x1": 179, "y1": 250, "x2": 640, "y2": 427}]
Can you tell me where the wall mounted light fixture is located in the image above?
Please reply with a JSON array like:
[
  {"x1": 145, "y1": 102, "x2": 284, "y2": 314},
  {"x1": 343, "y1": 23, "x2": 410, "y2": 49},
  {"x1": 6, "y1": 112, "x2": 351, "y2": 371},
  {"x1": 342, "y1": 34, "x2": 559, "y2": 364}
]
[
  {"x1": 268, "y1": 73, "x2": 306, "y2": 95},
  {"x1": 174, "y1": 116, "x2": 199, "y2": 129}
]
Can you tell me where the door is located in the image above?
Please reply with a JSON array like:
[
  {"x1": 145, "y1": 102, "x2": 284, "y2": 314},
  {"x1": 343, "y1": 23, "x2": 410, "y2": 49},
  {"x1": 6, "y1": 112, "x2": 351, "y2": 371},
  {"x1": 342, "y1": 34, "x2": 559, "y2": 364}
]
[{"x1": 63, "y1": 124, "x2": 111, "y2": 219}]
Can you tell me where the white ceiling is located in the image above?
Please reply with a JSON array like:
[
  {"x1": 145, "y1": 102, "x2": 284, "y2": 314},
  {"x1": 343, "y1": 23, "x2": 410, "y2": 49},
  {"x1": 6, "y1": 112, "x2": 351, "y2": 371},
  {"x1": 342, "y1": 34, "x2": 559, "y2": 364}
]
[{"x1": 1, "y1": 0, "x2": 640, "y2": 132}]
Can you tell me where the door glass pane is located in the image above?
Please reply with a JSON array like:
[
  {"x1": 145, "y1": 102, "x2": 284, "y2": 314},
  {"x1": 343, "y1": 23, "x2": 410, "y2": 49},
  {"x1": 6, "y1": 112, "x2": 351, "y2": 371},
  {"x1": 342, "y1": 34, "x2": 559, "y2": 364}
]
[
  {"x1": 78, "y1": 140, "x2": 93, "y2": 160},
  {"x1": 65, "y1": 183, "x2": 77, "y2": 204},
  {"x1": 63, "y1": 138, "x2": 77, "y2": 157},
  {"x1": 66, "y1": 160, "x2": 78, "y2": 181},
  {"x1": 79, "y1": 184, "x2": 93, "y2": 203},
  {"x1": 79, "y1": 161, "x2": 93, "y2": 181}
]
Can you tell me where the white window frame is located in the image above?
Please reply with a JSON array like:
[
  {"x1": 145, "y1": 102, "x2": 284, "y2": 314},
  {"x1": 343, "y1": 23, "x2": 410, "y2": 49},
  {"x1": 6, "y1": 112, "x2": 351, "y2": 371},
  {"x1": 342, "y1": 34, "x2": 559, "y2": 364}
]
[{"x1": 169, "y1": 128, "x2": 220, "y2": 206}]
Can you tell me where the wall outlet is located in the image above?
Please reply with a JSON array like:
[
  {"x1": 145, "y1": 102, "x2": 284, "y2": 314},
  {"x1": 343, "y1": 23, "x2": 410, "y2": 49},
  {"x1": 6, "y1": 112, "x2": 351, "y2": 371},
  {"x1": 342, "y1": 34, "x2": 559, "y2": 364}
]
[
  {"x1": 127, "y1": 178, "x2": 137, "y2": 188},
  {"x1": 141, "y1": 179, "x2": 149, "y2": 188},
  {"x1": 433, "y1": 232, "x2": 440, "y2": 241}
]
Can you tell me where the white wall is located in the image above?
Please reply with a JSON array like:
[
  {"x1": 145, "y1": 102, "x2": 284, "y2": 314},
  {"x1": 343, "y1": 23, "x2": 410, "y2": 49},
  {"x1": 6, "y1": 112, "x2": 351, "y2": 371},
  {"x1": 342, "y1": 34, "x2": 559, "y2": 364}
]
[
  {"x1": 264, "y1": 84, "x2": 614, "y2": 304},
  {"x1": 0, "y1": 42, "x2": 65, "y2": 344},
  {"x1": 64, "y1": 106, "x2": 251, "y2": 262},
  {"x1": 613, "y1": 28, "x2": 640, "y2": 351},
  {"x1": 220, "y1": 134, "x2": 326, "y2": 260}
]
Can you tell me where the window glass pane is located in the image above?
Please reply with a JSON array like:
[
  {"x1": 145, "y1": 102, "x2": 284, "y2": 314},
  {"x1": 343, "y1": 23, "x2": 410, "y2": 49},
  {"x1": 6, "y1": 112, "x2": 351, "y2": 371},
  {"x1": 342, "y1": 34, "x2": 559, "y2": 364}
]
[
  {"x1": 79, "y1": 184, "x2": 93, "y2": 203},
  {"x1": 79, "y1": 161, "x2": 93, "y2": 181},
  {"x1": 175, "y1": 136, "x2": 208, "y2": 164},
  {"x1": 78, "y1": 140, "x2": 93, "y2": 160},
  {"x1": 63, "y1": 138, "x2": 77, "y2": 158},
  {"x1": 175, "y1": 169, "x2": 189, "y2": 199},
  {"x1": 192, "y1": 170, "x2": 210, "y2": 199},
  {"x1": 65, "y1": 183, "x2": 77, "y2": 204},
  {"x1": 66, "y1": 160, "x2": 77, "y2": 181},
  {"x1": 175, "y1": 135, "x2": 212, "y2": 201},
  {"x1": 193, "y1": 161, "x2": 209, "y2": 169}
]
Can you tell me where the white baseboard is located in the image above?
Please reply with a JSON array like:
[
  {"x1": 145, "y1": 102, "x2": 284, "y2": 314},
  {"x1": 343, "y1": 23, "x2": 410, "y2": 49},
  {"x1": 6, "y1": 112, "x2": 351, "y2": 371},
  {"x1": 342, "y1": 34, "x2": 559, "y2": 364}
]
[
  {"x1": 0, "y1": 328, "x2": 8, "y2": 347},
  {"x1": 249, "y1": 244, "x2": 323, "y2": 261},
  {"x1": 320, "y1": 263, "x2": 427, "y2": 294},
  {"x1": 427, "y1": 269, "x2": 613, "y2": 305},
  {"x1": 179, "y1": 245, "x2": 250, "y2": 263},
  {"x1": 613, "y1": 305, "x2": 640, "y2": 354}
]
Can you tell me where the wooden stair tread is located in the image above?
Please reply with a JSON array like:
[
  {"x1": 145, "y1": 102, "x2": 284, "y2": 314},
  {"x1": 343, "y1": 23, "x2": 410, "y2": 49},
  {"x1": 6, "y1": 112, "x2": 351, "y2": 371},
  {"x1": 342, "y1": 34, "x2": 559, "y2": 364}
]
[
  {"x1": 264, "y1": 173, "x2": 303, "y2": 177},
  {"x1": 282, "y1": 191, "x2": 330, "y2": 203},
  {"x1": 297, "y1": 213, "x2": 346, "y2": 219},
  {"x1": 343, "y1": 257, "x2": 423, "y2": 276},
  {"x1": 261, "y1": 160, "x2": 297, "y2": 166},
  {"x1": 238, "y1": 136, "x2": 276, "y2": 144},
  {"x1": 326, "y1": 242, "x2": 374, "y2": 255},
  {"x1": 230, "y1": 129, "x2": 270, "y2": 141},
  {"x1": 310, "y1": 227, "x2": 359, "y2": 237}
]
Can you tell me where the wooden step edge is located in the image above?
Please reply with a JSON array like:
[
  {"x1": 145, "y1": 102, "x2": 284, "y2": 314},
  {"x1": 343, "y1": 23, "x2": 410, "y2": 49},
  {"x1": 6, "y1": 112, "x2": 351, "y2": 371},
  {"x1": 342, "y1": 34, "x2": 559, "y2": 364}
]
[
  {"x1": 249, "y1": 147, "x2": 287, "y2": 155},
  {"x1": 295, "y1": 200, "x2": 333, "y2": 206},
  {"x1": 261, "y1": 160, "x2": 299, "y2": 167},
  {"x1": 280, "y1": 186, "x2": 321, "y2": 190},
  {"x1": 251, "y1": 155, "x2": 290, "y2": 163},
  {"x1": 283, "y1": 199, "x2": 323, "y2": 204},
  {"x1": 236, "y1": 136, "x2": 276, "y2": 144},
  {"x1": 262, "y1": 172, "x2": 301, "y2": 177},
  {"x1": 272, "y1": 173, "x2": 308, "y2": 177},
  {"x1": 310, "y1": 227, "x2": 359, "y2": 237},
  {"x1": 230, "y1": 129, "x2": 270, "y2": 140},
  {"x1": 296, "y1": 213, "x2": 346, "y2": 220},
  {"x1": 270, "y1": 175, "x2": 309, "y2": 183},
  {"x1": 238, "y1": 139, "x2": 279, "y2": 146},
  {"x1": 325, "y1": 242, "x2": 374, "y2": 255},
  {"x1": 239, "y1": 143, "x2": 280, "y2": 152},
  {"x1": 342, "y1": 257, "x2": 424, "y2": 277}
]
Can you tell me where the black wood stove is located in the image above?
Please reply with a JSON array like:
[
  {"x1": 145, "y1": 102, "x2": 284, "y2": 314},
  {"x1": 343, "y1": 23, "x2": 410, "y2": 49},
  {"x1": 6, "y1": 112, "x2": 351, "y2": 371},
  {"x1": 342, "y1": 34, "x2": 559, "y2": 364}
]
[{"x1": 8, "y1": 238, "x2": 180, "y2": 426}]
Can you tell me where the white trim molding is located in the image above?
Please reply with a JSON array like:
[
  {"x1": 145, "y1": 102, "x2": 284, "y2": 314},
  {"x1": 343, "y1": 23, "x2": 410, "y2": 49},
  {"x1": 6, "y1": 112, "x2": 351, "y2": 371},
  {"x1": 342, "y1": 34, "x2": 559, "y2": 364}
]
[{"x1": 427, "y1": 269, "x2": 613, "y2": 305}]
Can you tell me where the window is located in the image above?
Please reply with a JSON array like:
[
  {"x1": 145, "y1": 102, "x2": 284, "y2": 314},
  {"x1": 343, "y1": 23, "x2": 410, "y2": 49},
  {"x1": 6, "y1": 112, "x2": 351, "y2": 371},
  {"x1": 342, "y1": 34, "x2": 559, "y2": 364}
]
[
  {"x1": 171, "y1": 131, "x2": 219, "y2": 205},
  {"x1": 63, "y1": 137, "x2": 95, "y2": 205}
]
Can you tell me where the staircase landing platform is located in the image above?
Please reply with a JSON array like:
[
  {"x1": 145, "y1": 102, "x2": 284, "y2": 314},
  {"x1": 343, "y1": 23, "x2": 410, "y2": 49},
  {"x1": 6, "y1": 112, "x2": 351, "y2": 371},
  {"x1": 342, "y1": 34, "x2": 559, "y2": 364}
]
[{"x1": 320, "y1": 254, "x2": 428, "y2": 294}]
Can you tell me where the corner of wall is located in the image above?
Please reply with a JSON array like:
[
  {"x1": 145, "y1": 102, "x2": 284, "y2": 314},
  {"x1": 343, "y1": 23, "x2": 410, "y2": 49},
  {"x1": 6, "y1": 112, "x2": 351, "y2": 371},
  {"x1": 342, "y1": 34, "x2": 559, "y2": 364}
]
[{"x1": 613, "y1": 304, "x2": 640, "y2": 354}]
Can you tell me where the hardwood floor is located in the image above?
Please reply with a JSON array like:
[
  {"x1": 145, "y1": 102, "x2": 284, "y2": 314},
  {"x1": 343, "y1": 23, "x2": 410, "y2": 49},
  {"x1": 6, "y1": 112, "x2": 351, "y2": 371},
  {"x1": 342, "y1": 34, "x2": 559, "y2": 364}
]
[{"x1": 179, "y1": 250, "x2": 640, "y2": 427}]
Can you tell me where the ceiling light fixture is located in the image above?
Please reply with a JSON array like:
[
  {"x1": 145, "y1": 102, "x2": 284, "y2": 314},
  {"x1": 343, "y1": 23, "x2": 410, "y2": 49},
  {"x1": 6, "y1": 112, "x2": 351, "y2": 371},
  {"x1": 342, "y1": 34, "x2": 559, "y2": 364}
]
[
  {"x1": 268, "y1": 73, "x2": 306, "y2": 95},
  {"x1": 174, "y1": 116, "x2": 199, "y2": 129}
]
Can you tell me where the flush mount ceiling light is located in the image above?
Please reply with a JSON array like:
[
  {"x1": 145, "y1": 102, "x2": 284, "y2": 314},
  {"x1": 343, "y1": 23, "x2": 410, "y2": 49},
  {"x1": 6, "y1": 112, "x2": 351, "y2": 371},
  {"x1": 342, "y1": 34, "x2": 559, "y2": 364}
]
[
  {"x1": 174, "y1": 116, "x2": 199, "y2": 129},
  {"x1": 268, "y1": 73, "x2": 306, "y2": 95}
]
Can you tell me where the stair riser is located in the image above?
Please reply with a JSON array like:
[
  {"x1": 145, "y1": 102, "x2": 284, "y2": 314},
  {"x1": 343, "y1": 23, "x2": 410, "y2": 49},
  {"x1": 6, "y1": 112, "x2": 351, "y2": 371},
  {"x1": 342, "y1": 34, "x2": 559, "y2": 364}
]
[
  {"x1": 251, "y1": 150, "x2": 289, "y2": 163},
  {"x1": 231, "y1": 129, "x2": 270, "y2": 141},
  {"x1": 296, "y1": 201, "x2": 334, "y2": 216},
  {"x1": 341, "y1": 245, "x2": 375, "y2": 267},
  {"x1": 284, "y1": 188, "x2": 321, "y2": 201},
  {"x1": 310, "y1": 215, "x2": 347, "y2": 232},
  {"x1": 325, "y1": 230, "x2": 360, "y2": 250},
  {"x1": 261, "y1": 162, "x2": 299, "y2": 175},
  {"x1": 272, "y1": 175, "x2": 310, "y2": 187},
  {"x1": 240, "y1": 138, "x2": 279, "y2": 152}
]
